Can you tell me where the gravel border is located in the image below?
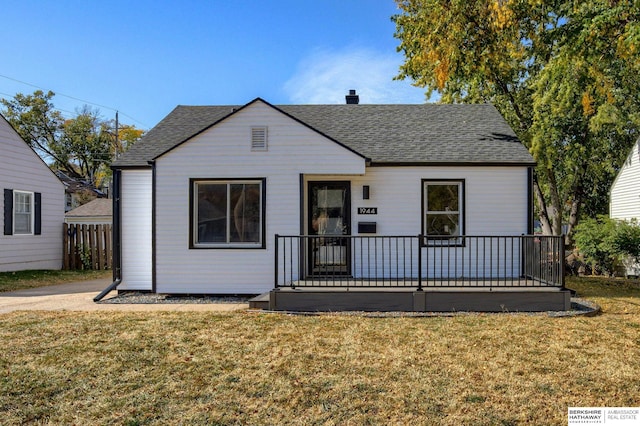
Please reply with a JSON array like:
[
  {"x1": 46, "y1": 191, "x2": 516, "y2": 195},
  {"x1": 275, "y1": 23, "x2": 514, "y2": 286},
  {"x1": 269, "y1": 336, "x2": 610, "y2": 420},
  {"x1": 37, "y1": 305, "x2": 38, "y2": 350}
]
[{"x1": 99, "y1": 292, "x2": 252, "y2": 304}]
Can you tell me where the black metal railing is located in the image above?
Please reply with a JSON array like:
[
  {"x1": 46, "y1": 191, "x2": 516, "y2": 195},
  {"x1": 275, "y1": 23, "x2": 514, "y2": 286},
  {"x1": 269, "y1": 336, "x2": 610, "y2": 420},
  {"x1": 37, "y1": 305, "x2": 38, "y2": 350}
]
[{"x1": 275, "y1": 235, "x2": 565, "y2": 289}]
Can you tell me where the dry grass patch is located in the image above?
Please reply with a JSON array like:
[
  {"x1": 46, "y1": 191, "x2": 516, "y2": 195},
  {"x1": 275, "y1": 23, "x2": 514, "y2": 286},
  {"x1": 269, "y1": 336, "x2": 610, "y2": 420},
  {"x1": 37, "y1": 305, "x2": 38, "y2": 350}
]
[
  {"x1": 0, "y1": 269, "x2": 110, "y2": 293},
  {"x1": 0, "y1": 278, "x2": 639, "y2": 424}
]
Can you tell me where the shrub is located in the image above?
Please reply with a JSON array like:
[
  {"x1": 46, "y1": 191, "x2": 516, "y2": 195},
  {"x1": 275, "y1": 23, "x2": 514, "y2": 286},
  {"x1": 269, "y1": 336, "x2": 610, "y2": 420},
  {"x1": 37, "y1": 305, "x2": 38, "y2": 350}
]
[
  {"x1": 574, "y1": 216, "x2": 640, "y2": 276},
  {"x1": 574, "y1": 216, "x2": 619, "y2": 275},
  {"x1": 613, "y1": 220, "x2": 640, "y2": 262},
  {"x1": 77, "y1": 244, "x2": 92, "y2": 270}
]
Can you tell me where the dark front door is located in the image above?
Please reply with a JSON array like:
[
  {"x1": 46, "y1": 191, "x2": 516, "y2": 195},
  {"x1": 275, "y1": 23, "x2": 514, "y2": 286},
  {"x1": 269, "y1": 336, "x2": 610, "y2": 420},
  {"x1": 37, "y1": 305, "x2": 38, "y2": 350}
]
[{"x1": 308, "y1": 181, "x2": 351, "y2": 276}]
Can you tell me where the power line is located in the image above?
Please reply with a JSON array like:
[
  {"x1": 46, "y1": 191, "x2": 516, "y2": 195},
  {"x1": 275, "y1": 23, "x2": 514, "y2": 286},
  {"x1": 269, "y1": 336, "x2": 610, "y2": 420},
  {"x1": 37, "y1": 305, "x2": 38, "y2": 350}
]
[
  {"x1": 0, "y1": 73, "x2": 148, "y2": 128},
  {"x1": 0, "y1": 90, "x2": 76, "y2": 119}
]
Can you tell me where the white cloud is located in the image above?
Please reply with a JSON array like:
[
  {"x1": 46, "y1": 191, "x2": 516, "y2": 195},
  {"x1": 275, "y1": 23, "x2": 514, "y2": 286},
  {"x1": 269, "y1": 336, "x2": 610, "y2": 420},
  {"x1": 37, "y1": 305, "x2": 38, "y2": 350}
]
[{"x1": 283, "y1": 47, "x2": 429, "y2": 104}]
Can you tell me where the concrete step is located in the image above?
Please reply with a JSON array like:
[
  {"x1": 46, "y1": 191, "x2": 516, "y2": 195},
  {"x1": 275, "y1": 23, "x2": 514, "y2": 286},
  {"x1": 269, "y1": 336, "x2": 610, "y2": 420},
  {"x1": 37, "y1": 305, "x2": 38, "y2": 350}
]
[{"x1": 248, "y1": 292, "x2": 270, "y2": 310}]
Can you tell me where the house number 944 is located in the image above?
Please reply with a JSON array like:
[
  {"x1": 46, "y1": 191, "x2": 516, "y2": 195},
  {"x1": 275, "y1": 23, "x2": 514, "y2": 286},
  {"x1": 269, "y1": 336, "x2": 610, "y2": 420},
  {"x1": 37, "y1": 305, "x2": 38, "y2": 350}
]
[{"x1": 358, "y1": 207, "x2": 378, "y2": 215}]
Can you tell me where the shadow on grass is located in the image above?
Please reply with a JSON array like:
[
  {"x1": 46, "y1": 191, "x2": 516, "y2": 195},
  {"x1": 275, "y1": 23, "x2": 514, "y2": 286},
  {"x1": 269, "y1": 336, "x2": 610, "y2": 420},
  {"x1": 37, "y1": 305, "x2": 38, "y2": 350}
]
[
  {"x1": 0, "y1": 270, "x2": 111, "y2": 293},
  {"x1": 566, "y1": 276, "x2": 640, "y2": 314}
]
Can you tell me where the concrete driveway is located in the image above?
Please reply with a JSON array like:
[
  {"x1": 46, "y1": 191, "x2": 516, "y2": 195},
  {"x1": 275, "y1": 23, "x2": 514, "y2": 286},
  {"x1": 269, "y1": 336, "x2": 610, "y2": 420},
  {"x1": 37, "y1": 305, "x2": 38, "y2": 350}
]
[{"x1": 0, "y1": 278, "x2": 249, "y2": 313}]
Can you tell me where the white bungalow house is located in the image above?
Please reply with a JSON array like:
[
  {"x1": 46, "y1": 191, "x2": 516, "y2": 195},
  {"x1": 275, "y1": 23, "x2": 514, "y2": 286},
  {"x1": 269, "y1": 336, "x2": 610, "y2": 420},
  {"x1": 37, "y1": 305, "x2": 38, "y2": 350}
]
[
  {"x1": 99, "y1": 93, "x2": 570, "y2": 311},
  {"x1": 0, "y1": 114, "x2": 64, "y2": 272},
  {"x1": 610, "y1": 137, "x2": 640, "y2": 277}
]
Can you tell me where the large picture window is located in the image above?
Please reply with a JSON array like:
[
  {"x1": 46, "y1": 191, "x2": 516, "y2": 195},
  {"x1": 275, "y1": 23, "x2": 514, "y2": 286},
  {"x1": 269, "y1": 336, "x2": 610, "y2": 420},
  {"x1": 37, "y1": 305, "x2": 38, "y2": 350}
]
[
  {"x1": 423, "y1": 180, "x2": 464, "y2": 244},
  {"x1": 192, "y1": 179, "x2": 265, "y2": 248},
  {"x1": 14, "y1": 191, "x2": 33, "y2": 235}
]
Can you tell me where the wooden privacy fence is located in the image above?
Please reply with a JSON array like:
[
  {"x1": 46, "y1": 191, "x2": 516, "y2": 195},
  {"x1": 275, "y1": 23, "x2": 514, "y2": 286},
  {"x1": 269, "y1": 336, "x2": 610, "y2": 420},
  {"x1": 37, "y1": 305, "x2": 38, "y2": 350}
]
[{"x1": 63, "y1": 223, "x2": 112, "y2": 270}]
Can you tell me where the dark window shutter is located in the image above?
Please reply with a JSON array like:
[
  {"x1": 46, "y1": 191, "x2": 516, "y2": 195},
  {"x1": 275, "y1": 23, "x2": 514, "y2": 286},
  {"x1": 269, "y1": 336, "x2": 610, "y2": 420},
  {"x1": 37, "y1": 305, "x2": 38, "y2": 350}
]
[
  {"x1": 34, "y1": 192, "x2": 42, "y2": 235},
  {"x1": 4, "y1": 189, "x2": 13, "y2": 235}
]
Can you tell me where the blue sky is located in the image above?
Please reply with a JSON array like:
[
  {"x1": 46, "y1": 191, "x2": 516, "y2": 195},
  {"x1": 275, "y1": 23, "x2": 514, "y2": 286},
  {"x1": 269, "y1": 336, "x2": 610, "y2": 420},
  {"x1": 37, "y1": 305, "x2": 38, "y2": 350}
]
[{"x1": 0, "y1": 1, "x2": 427, "y2": 130}]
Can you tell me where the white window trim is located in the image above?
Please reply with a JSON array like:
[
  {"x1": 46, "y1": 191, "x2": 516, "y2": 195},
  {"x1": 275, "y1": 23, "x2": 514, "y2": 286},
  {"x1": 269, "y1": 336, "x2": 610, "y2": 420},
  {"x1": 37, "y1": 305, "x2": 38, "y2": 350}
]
[
  {"x1": 192, "y1": 179, "x2": 264, "y2": 248},
  {"x1": 13, "y1": 190, "x2": 34, "y2": 235}
]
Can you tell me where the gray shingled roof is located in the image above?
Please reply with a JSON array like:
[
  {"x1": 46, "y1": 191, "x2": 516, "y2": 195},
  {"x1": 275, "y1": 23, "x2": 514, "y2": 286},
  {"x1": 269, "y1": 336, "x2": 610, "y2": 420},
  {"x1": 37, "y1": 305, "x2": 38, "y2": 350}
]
[
  {"x1": 65, "y1": 198, "x2": 112, "y2": 217},
  {"x1": 113, "y1": 100, "x2": 534, "y2": 167}
]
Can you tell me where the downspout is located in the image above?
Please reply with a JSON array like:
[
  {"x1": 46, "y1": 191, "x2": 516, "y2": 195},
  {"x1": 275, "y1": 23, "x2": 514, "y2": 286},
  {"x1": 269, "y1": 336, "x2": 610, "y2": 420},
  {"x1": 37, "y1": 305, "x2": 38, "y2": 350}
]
[{"x1": 94, "y1": 168, "x2": 122, "y2": 302}]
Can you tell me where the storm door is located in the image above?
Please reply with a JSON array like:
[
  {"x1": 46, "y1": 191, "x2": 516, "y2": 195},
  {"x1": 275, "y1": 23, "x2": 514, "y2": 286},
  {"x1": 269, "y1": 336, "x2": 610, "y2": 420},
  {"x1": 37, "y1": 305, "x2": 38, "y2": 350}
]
[{"x1": 308, "y1": 182, "x2": 351, "y2": 276}]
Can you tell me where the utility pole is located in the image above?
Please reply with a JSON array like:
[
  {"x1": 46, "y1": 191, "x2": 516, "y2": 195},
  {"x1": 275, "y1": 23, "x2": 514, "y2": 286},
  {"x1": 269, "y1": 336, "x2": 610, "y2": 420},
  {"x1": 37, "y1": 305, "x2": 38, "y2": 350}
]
[{"x1": 115, "y1": 111, "x2": 119, "y2": 159}]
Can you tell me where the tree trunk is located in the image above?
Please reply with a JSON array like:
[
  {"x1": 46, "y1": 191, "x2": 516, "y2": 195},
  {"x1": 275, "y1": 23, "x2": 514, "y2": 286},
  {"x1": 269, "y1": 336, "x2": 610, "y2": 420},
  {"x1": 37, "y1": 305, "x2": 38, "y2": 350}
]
[
  {"x1": 545, "y1": 167, "x2": 564, "y2": 236},
  {"x1": 565, "y1": 197, "x2": 580, "y2": 247},
  {"x1": 564, "y1": 163, "x2": 587, "y2": 247},
  {"x1": 533, "y1": 175, "x2": 553, "y2": 235}
]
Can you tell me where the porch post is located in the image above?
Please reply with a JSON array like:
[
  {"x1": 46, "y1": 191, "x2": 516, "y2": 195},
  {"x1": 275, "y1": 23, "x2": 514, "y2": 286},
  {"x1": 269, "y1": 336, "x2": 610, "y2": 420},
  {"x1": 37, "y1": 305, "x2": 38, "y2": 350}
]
[
  {"x1": 560, "y1": 235, "x2": 566, "y2": 288},
  {"x1": 417, "y1": 235, "x2": 423, "y2": 291},
  {"x1": 274, "y1": 234, "x2": 279, "y2": 288}
]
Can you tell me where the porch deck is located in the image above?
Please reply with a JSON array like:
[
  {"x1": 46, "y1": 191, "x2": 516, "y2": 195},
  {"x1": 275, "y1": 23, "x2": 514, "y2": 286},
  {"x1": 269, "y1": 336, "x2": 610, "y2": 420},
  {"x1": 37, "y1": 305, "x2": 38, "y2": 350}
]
[
  {"x1": 252, "y1": 284, "x2": 570, "y2": 313},
  {"x1": 262, "y1": 234, "x2": 570, "y2": 312}
]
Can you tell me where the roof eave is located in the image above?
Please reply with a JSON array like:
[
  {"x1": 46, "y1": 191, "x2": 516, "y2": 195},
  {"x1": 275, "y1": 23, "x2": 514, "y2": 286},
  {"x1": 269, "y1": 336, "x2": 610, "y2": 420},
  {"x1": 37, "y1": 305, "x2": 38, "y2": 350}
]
[
  {"x1": 148, "y1": 98, "x2": 369, "y2": 163},
  {"x1": 368, "y1": 161, "x2": 537, "y2": 167}
]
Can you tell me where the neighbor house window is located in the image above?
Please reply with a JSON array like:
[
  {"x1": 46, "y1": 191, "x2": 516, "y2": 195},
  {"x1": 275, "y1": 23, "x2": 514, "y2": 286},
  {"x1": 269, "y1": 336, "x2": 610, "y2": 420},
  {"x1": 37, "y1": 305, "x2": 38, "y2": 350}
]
[
  {"x1": 13, "y1": 190, "x2": 34, "y2": 235},
  {"x1": 192, "y1": 179, "x2": 265, "y2": 248},
  {"x1": 423, "y1": 180, "x2": 464, "y2": 243}
]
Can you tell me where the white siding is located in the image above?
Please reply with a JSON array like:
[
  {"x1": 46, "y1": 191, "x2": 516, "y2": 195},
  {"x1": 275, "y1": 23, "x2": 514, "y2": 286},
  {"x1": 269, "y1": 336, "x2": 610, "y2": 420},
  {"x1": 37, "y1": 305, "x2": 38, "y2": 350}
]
[
  {"x1": 0, "y1": 116, "x2": 64, "y2": 272},
  {"x1": 307, "y1": 167, "x2": 529, "y2": 280},
  {"x1": 120, "y1": 169, "x2": 153, "y2": 290},
  {"x1": 343, "y1": 167, "x2": 528, "y2": 236},
  {"x1": 154, "y1": 101, "x2": 365, "y2": 294},
  {"x1": 610, "y1": 139, "x2": 640, "y2": 221},
  {"x1": 147, "y1": 100, "x2": 530, "y2": 294},
  {"x1": 610, "y1": 139, "x2": 640, "y2": 277}
]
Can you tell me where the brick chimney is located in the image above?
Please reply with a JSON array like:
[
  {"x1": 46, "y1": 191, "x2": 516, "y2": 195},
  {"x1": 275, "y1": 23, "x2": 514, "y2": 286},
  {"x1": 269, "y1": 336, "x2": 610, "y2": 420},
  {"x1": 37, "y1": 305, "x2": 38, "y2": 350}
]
[{"x1": 345, "y1": 89, "x2": 359, "y2": 104}]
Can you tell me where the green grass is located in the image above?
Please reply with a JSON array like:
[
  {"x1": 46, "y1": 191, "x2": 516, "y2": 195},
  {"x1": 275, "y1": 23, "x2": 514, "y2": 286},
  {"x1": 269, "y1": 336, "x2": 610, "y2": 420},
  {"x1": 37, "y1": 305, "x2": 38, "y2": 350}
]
[
  {"x1": 0, "y1": 269, "x2": 110, "y2": 292},
  {"x1": 0, "y1": 276, "x2": 639, "y2": 424}
]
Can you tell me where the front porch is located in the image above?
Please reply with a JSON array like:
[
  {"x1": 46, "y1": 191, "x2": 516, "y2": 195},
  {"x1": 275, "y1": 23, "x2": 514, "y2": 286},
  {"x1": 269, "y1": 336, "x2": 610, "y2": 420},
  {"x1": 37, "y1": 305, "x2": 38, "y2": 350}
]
[{"x1": 254, "y1": 234, "x2": 571, "y2": 312}]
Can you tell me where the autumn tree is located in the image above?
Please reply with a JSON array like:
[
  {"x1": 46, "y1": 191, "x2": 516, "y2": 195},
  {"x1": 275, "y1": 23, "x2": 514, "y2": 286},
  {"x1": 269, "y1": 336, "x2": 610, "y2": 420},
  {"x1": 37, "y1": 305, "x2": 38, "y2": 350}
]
[
  {"x1": 1, "y1": 90, "x2": 144, "y2": 189},
  {"x1": 393, "y1": 0, "x2": 640, "y2": 245}
]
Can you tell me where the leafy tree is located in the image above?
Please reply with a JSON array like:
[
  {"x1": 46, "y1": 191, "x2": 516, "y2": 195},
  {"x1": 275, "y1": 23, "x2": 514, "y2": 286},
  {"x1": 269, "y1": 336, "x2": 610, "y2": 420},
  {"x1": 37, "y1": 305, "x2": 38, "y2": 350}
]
[
  {"x1": 393, "y1": 0, "x2": 640, "y2": 245},
  {"x1": 117, "y1": 124, "x2": 145, "y2": 155},
  {"x1": 1, "y1": 91, "x2": 144, "y2": 189},
  {"x1": 573, "y1": 215, "x2": 620, "y2": 275},
  {"x1": 0, "y1": 91, "x2": 69, "y2": 172},
  {"x1": 60, "y1": 106, "x2": 113, "y2": 186}
]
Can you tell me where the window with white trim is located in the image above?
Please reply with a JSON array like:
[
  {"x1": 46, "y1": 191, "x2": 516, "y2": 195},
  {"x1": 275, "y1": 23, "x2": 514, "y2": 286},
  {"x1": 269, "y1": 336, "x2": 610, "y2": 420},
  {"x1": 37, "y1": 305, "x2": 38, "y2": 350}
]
[
  {"x1": 423, "y1": 180, "x2": 464, "y2": 243},
  {"x1": 192, "y1": 179, "x2": 264, "y2": 248},
  {"x1": 14, "y1": 190, "x2": 34, "y2": 235}
]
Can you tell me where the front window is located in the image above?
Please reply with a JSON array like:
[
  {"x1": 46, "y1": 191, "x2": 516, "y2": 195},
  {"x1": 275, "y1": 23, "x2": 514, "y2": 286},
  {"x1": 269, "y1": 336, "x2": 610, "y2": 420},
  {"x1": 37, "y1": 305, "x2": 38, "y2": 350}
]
[
  {"x1": 14, "y1": 191, "x2": 33, "y2": 235},
  {"x1": 423, "y1": 180, "x2": 464, "y2": 244},
  {"x1": 192, "y1": 179, "x2": 264, "y2": 248}
]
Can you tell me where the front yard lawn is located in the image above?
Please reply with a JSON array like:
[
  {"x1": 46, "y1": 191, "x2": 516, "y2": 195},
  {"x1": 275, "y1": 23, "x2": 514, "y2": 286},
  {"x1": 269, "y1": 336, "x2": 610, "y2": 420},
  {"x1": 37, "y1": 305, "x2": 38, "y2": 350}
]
[
  {"x1": 0, "y1": 276, "x2": 638, "y2": 425},
  {"x1": 0, "y1": 269, "x2": 110, "y2": 293}
]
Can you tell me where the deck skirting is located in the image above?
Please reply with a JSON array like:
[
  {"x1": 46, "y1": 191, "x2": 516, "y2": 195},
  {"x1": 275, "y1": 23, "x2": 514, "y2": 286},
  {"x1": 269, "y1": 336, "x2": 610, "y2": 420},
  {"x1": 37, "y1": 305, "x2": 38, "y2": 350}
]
[{"x1": 267, "y1": 288, "x2": 571, "y2": 312}]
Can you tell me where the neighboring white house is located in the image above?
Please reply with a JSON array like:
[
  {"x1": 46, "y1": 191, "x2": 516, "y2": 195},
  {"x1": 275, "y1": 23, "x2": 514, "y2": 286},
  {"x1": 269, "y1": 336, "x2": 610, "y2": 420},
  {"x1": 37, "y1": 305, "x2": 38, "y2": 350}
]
[
  {"x1": 102, "y1": 94, "x2": 569, "y2": 311},
  {"x1": 610, "y1": 138, "x2": 640, "y2": 221},
  {"x1": 610, "y1": 137, "x2": 640, "y2": 277},
  {"x1": 0, "y1": 114, "x2": 64, "y2": 272}
]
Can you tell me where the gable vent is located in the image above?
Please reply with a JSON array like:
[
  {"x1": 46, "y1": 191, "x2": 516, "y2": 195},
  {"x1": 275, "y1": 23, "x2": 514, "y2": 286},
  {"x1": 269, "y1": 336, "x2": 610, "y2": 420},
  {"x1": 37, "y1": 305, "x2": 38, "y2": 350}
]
[{"x1": 251, "y1": 126, "x2": 268, "y2": 151}]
